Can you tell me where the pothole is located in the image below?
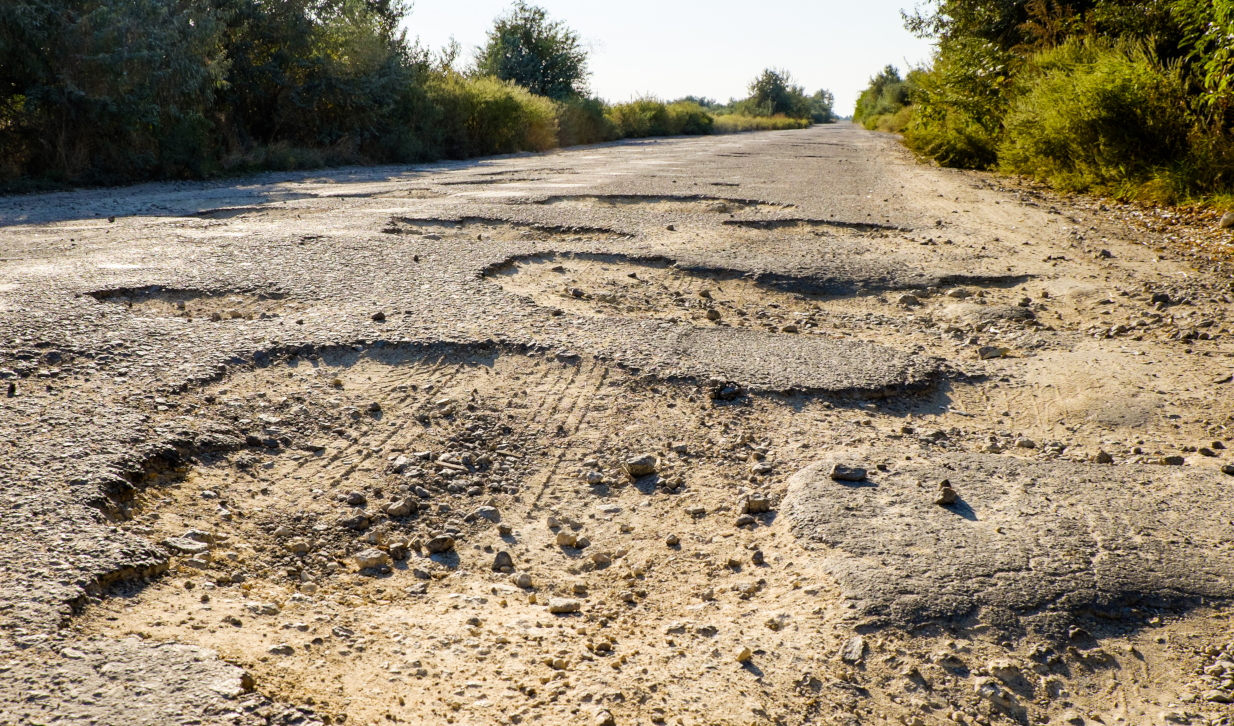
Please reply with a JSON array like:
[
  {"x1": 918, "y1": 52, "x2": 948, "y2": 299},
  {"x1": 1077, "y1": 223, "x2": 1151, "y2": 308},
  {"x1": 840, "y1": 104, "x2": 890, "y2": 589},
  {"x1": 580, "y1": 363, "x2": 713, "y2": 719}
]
[
  {"x1": 89, "y1": 287, "x2": 296, "y2": 321},
  {"x1": 487, "y1": 252, "x2": 825, "y2": 331},
  {"x1": 536, "y1": 195, "x2": 792, "y2": 214},
  {"x1": 73, "y1": 342, "x2": 942, "y2": 726},
  {"x1": 721, "y1": 218, "x2": 906, "y2": 235},
  {"x1": 487, "y1": 252, "x2": 1034, "y2": 338},
  {"x1": 382, "y1": 216, "x2": 628, "y2": 242}
]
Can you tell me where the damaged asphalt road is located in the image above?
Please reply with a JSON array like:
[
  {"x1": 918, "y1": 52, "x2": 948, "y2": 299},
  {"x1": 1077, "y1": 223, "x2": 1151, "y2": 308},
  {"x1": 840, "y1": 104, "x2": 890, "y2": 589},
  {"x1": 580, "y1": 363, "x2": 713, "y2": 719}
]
[{"x1": 4, "y1": 125, "x2": 1234, "y2": 725}]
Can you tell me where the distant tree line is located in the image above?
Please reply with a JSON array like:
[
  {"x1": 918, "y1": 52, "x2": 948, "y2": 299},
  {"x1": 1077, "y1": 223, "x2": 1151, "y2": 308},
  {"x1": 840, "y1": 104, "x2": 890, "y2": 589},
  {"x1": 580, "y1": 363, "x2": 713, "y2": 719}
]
[{"x1": 0, "y1": 0, "x2": 836, "y2": 188}]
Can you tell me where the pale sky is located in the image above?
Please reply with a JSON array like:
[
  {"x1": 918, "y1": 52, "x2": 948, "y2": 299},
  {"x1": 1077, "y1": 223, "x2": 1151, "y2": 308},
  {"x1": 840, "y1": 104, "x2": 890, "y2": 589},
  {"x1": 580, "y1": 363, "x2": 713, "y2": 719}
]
[{"x1": 403, "y1": 0, "x2": 936, "y2": 115}]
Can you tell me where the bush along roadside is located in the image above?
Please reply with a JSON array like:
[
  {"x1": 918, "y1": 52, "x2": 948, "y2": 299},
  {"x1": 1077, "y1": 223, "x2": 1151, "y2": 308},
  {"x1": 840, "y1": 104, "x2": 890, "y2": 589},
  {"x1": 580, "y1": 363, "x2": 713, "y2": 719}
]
[
  {"x1": 0, "y1": 0, "x2": 833, "y2": 190},
  {"x1": 856, "y1": 0, "x2": 1234, "y2": 210}
]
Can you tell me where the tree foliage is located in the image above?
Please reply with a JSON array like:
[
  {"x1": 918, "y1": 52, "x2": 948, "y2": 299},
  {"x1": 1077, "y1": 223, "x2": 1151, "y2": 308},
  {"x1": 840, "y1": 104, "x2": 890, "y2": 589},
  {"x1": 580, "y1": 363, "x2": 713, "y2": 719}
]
[
  {"x1": 0, "y1": 0, "x2": 228, "y2": 181},
  {"x1": 870, "y1": 0, "x2": 1234, "y2": 200},
  {"x1": 737, "y1": 69, "x2": 811, "y2": 119},
  {"x1": 473, "y1": 2, "x2": 589, "y2": 100}
]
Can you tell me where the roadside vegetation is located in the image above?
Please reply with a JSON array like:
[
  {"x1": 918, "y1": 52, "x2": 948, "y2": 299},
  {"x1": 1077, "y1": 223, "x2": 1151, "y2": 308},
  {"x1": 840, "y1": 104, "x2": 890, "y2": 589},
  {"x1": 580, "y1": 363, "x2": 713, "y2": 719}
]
[
  {"x1": 0, "y1": 0, "x2": 834, "y2": 189},
  {"x1": 854, "y1": 0, "x2": 1234, "y2": 206}
]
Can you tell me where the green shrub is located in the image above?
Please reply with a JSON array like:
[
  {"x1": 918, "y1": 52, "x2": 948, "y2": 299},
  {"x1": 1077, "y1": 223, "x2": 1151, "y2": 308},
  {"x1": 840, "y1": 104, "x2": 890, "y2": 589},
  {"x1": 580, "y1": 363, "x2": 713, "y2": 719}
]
[
  {"x1": 998, "y1": 40, "x2": 1191, "y2": 192},
  {"x1": 713, "y1": 115, "x2": 810, "y2": 133},
  {"x1": 606, "y1": 98, "x2": 714, "y2": 138},
  {"x1": 555, "y1": 96, "x2": 619, "y2": 146},
  {"x1": 854, "y1": 66, "x2": 914, "y2": 128},
  {"x1": 429, "y1": 74, "x2": 559, "y2": 158},
  {"x1": 900, "y1": 38, "x2": 1015, "y2": 169}
]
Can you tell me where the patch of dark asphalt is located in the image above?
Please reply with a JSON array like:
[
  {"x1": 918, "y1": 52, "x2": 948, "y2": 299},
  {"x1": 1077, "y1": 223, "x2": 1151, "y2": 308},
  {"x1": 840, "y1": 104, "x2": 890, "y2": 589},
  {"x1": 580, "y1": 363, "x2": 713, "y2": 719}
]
[
  {"x1": 721, "y1": 218, "x2": 909, "y2": 234},
  {"x1": 666, "y1": 327, "x2": 939, "y2": 397},
  {"x1": 384, "y1": 216, "x2": 630, "y2": 240},
  {"x1": 784, "y1": 452, "x2": 1234, "y2": 635}
]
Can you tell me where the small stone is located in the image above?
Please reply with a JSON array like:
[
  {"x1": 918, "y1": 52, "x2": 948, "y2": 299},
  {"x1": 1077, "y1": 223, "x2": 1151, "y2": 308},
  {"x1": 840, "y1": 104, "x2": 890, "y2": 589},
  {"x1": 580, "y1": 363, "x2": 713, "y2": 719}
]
[
  {"x1": 268, "y1": 644, "x2": 295, "y2": 656},
  {"x1": 162, "y1": 536, "x2": 210, "y2": 555},
  {"x1": 987, "y1": 659, "x2": 1020, "y2": 682},
  {"x1": 839, "y1": 635, "x2": 866, "y2": 663},
  {"x1": 829, "y1": 463, "x2": 867, "y2": 482},
  {"x1": 493, "y1": 551, "x2": 514, "y2": 571},
  {"x1": 751, "y1": 550, "x2": 765, "y2": 565},
  {"x1": 740, "y1": 492, "x2": 772, "y2": 513},
  {"x1": 665, "y1": 534, "x2": 680, "y2": 546},
  {"x1": 734, "y1": 514, "x2": 755, "y2": 527},
  {"x1": 1095, "y1": 450, "x2": 1114, "y2": 464},
  {"x1": 594, "y1": 709, "x2": 616, "y2": 726},
  {"x1": 1015, "y1": 437, "x2": 1036, "y2": 449},
  {"x1": 1204, "y1": 689, "x2": 1234, "y2": 704},
  {"x1": 425, "y1": 535, "x2": 455, "y2": 554},
  {"x1": 470, "y1": 505, "x2": 500, "y2": 522},
  {"x1": 284, "y1": 539, "x2": 311, "y2": 554},
  {"x1": 736, "y1": 647, "x2": 753, "y2": 663},
  {"x1": 370, "y1": 311, "x2": 385, "y2": 322},
  {"x1": 1222, "y1": 464, "x2": 1234, "y2": 476},
  {"x1": 978, "y1": 345, "x2": 1010, "y2": 360},
  {"x1": 338, "y1": 513, "x2": 370, "y2": 530},
  {"x1": 512, "y1": 572, "x2": 532, "y2": 588},
  {"x1": 897, "y1": 294, "x2": 920, "y2": 306},
  {"x1": 623, "y1": 455, "x2": 658, "y2": 478},
  {"x1": 299, "y1": 582, "x2": 318, "y2": 595},
  {"x1": 1161, "y1": 455, "x2": 1185, "y2": 466},
  {"x1": 945, "y1": 287, "x2": 971, "y2": 298},
  {"x1": 705, "y1": 309, "x2": 721, "y2": 321},
  {"x1": 385, "y1": 498, "x2": 415, "y2": 517},
  {"x1": 698, "y1": 289, "x2": 711, "y2": 299},
  {"x1": 345, "y1": 491, "x2": 367, "y2": 506},
  {"x1": 973, "y1": 677, "x2": 1014, "y2": 708},
  {"x1": 935, "y1": 483, "x2": 958, "y2": 506},
  {"x1": 591, "y1": 552, "x2": 612, "y2": 565},
  {"x1": 1220, "y1": 211, "x2": 1234, "y2": 230},
  {"x1": 497, "y1": 523, "x2": 513, "y2": 535},
  {"x1": 548, "y1": 598, "x2": 581, "y2": 614},
  {"x1": 1199, "y1": 447, "x2": 1218, "y2": 457},
  {"x1": 354, "y1": 549, "x2": 388, "y2": 569},
  {"x1": 556, "y1": 531, "x2": 578, "y2": 547}
]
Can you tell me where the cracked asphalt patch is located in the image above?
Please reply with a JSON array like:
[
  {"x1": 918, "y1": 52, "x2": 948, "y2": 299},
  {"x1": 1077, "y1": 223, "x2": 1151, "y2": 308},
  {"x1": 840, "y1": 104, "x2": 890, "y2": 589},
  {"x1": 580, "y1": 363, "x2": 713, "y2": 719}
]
[{"x1": 785, "y1": 453, "x2": 1234, "y2": 633}]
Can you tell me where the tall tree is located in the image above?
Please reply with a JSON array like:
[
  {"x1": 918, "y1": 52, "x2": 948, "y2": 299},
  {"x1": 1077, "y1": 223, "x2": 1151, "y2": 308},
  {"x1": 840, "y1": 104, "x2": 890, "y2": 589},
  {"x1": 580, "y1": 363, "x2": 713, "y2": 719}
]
[{"x1": 474, "y1": 2, "x2": 588, "y2": 100}]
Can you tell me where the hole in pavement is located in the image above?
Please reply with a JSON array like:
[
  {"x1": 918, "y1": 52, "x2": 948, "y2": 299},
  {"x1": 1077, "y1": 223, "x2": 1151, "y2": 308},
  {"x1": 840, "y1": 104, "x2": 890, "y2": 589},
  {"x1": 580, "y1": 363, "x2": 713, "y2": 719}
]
[
  {"x1": 488, "y1": 252, "x2": 826, "y2": 332},
  {"x1": 436, "y1": 177, "x2": 545, "y2": 186},
  {"x1": 536, "y1": 195, "x2": 793, "y2": 214},
  {"x1": 90, "y1": 287, "x2": 295, "y2": 322},
  {"x1": 77, "y1": 342, "x2": 886, "y2": 725},
  {"x1": 721, "y1": 218, "x2": 907, "y2": 235},
  {"x1": 382, "y1": 216, "x2": 628, "y2": 242}
]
